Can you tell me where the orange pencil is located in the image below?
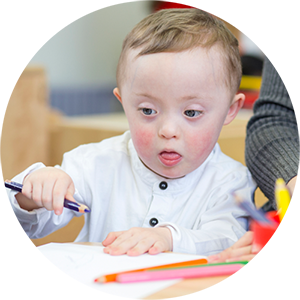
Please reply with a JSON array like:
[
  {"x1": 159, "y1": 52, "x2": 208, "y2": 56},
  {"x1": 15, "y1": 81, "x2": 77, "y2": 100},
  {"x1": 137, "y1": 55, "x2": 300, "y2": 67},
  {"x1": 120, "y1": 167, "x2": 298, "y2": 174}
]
[{"x1": 94, "y1": 257, "x2": 207, "y2": 283}]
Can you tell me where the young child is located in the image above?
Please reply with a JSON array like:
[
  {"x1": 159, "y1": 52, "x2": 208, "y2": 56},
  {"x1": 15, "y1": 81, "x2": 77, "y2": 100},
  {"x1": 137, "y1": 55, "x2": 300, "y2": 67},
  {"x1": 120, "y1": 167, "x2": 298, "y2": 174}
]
[{"x1": 7, "y1": 9, "x2": 256, "y2": 256}]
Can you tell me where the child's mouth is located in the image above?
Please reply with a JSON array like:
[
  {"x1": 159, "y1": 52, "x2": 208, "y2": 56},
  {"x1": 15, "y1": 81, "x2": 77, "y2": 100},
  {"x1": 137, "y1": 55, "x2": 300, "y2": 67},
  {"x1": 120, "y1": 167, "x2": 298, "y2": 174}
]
[{"x1": 159, "y1": 151, "x2": 182, "y2": 167}]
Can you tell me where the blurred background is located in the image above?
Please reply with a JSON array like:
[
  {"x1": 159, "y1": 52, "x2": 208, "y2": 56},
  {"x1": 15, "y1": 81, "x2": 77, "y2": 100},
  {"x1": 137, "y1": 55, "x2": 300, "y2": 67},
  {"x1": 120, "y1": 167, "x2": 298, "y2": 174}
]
[{"x1": 29, "y1": 1, "x2": 264, "y2": 117}]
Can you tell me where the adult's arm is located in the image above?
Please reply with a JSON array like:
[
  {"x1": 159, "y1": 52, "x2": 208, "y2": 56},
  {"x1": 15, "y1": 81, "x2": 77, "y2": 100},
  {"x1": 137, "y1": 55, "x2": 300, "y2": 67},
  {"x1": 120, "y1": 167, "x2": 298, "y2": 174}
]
[{"x1": 245, "y1": 57, "x2": 299, "y2": 211}]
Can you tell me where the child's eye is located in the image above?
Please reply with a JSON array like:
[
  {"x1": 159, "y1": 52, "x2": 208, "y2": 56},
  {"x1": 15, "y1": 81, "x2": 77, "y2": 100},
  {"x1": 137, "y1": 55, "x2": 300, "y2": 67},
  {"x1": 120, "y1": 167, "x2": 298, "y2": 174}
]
[
  {"x1": 140, "y1": 108, "x2": 157, "y2": 115},
  {"x1": 184, "y1": 110, "x2": 202, "y2": 118}
]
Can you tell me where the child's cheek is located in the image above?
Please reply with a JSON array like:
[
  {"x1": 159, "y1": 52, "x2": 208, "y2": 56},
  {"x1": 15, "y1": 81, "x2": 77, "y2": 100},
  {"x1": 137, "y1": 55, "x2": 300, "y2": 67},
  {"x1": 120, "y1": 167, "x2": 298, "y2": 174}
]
[
  {"x1": 132, "y1": 129, "x2": 155, "y2": 158},
  {"x1": 188, "y1": 130, "x2": 216, "y2": 159}
]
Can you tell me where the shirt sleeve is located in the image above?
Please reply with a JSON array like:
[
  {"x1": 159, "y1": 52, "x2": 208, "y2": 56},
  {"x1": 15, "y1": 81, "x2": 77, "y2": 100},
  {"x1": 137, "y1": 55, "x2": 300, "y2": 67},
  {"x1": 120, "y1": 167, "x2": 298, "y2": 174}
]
[
  {"x1": 245, "y1": 57, "x2": 299, "y2": 211},
  {"x1": 156, "y1": 181, "x2": 255, "y2": 256}
]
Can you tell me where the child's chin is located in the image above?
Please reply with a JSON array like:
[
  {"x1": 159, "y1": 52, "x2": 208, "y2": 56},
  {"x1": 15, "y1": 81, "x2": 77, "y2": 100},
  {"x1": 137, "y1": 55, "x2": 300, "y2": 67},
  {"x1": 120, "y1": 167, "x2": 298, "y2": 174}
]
[
  {"x1": 156, "y1": 169, "x2": 186, "y2": 180},
  {"x1": 143, "y1": 161, "x2": 186, "y2": 179}
]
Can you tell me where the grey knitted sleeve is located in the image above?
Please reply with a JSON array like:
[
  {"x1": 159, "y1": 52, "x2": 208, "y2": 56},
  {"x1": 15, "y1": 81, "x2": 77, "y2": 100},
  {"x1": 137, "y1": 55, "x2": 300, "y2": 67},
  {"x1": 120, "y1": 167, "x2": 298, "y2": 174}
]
[{"x1": 245, "y1": 57, "x2": 299, "y2": 211}]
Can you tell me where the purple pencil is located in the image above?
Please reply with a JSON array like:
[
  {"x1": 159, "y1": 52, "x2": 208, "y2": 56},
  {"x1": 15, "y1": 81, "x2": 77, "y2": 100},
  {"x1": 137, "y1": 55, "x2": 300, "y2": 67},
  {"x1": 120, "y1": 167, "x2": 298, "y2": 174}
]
[{"x1": 4, "y1": 180, "x2": 90, "y2": 213}]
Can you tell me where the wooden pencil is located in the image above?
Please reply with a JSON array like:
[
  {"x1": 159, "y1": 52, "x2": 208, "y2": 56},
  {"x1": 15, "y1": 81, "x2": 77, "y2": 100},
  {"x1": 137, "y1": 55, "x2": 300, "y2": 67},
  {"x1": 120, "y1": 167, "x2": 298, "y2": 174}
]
[
  {"x1": 4, "y1": 180, "x2": 90, "y2": 213},
  {"x1": 94, "y1": 257, "x2": 208, "y2": 283},
  {"x1": 116, "y1": 264, "x2": 244, "y2": 283}
]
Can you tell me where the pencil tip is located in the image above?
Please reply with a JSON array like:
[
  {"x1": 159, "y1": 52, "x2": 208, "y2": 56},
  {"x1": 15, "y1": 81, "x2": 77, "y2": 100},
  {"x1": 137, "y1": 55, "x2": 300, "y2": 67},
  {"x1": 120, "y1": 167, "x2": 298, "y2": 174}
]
[
  {"x1": 276, "y1": 178, "x2": 285, "y2": 187},
  {"x1": 85, "y1": 209, "x2": 91, "y2": 213},
  {"x1": 94, "y1": 277, "x2": 105, "y2": 283}
]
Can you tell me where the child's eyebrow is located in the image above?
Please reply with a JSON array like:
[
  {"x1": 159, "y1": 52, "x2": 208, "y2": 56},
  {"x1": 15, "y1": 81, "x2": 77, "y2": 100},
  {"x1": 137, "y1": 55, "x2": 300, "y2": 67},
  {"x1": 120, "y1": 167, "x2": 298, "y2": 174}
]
[
  {"x1": 135, "y1": 92, "x2": 202, "y2": 100},
  {"x1": 182, "y1": 94, "x2": 215, "y2": 103},
  {"x1": 134, "y1": 92, "x2": 159, "y2": 101},
  {"x1": 134, "y1": 92, "x2": 208, "y2": 104},
  {"x1": 181, "y1": 95, "x2": 202, "y2": 101}
]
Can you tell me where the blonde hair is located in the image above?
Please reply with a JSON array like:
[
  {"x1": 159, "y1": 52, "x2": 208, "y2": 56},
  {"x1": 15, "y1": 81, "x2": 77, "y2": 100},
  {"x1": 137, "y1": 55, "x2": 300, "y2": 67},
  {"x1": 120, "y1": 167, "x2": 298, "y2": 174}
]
[{"x1": 116, "y1": 8, "x2": 241, "y2": 95}]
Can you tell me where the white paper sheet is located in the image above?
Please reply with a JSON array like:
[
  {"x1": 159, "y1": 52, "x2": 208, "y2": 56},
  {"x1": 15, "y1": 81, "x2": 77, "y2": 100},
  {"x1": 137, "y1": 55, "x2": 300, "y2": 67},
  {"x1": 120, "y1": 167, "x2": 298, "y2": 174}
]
[{"x1": 38, "y1": 243, "x2": 206, "y2": 299}]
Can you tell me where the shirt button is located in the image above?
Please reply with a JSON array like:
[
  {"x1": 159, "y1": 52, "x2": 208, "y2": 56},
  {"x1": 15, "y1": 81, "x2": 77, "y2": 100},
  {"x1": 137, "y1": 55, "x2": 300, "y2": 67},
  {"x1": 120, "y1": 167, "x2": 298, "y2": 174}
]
[
  {"x1": 159, "y1": 181, "x2": 168, "y2": 190},
  {"x1": 149, "y1": 218, "x2": 159, "y2": 227}
]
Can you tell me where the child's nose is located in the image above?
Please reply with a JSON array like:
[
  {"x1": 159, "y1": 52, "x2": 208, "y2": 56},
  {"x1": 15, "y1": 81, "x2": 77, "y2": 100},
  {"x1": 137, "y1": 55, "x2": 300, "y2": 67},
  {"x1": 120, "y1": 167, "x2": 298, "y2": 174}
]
[{"x1": 158, "y1": 121, "x2": 179, "y2": 139}]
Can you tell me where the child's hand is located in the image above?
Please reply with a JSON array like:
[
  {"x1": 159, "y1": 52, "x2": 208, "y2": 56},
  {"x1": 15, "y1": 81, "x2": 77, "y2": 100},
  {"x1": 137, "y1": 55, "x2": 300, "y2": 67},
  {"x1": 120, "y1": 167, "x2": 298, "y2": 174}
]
[
  {"x1": 207, "y1": 231, "x2": 256, "y2": 263},
  {"x1": 102, "y1": 227, "x2": 173, "y2": 256},
  {"x1": 16, "y1": 167, "x2": 75, "y2": 215}
]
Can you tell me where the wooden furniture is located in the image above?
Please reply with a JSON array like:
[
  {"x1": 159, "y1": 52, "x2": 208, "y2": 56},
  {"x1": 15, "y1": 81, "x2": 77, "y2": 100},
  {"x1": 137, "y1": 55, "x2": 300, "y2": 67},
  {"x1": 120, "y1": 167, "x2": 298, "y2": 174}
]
[
  {"x1": 1, "y1": 66, "x2": 50, "y2": 180},
  {"x1": 49, "y1": 113, "x2": 130, "y2": 166}
]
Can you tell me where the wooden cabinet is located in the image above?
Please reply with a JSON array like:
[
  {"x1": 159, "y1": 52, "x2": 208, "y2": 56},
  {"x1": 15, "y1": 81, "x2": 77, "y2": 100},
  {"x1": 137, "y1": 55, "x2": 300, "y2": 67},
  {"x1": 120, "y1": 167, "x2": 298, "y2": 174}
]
[{"x1": 1, "y1": 66, "x2": 50, "y2": 181}]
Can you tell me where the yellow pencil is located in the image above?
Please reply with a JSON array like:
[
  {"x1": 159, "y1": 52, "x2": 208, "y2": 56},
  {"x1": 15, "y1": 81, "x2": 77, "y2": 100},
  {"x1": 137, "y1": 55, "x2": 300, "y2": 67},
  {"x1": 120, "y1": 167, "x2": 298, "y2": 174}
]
[
  {"x1": 275, "y1": 178, "x2": 291, "y2": 209},
  {"x1": 275, "y1": 178, "x2": 300, "y2": 224}
]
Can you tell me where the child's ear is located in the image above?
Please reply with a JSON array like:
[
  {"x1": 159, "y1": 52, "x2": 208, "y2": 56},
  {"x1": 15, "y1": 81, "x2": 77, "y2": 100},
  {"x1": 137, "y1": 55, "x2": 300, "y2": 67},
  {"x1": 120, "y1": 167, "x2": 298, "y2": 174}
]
[
  {"x1": 223, "y1": 93, "x2": 245, "y2": 125},
  {"x1": 113, "y1": 87, "x2": 122, "y2": 104}
]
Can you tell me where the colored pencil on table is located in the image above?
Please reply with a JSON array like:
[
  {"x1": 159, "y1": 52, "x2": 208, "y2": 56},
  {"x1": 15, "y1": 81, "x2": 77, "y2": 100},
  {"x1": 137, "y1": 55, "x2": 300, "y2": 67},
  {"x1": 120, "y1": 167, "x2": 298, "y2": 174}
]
[
  {"x1": 94, "y1": 257, "x2": 208, "y2": 283},
  {"x1": 4, "y1": 180, "x2": 90, "y2": 213},
  {"x1": 117, "y1": 264, "x2": 243, "y2": 283},
  {"x1": 145, "y1": 262, "x2": 251, "y2": 300},
  {"x1": 116, "y1": 264, "x2": 244, "y2": 300}
]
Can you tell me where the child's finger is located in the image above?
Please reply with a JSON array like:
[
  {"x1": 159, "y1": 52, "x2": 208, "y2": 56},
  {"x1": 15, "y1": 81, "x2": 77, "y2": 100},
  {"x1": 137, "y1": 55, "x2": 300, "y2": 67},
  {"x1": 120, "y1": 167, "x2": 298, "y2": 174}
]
[
  {"x1": 64, "y1": 192, "x2": 77, "y2": 205},
  {"x1": 102, "y1": 231, "x2": 124, "y2": 247},
  {"x1": 21, "y1": 180, "x2": 33, "y2": 201},
  {"x1": 32, "y1": 183, "x2": 43, "y2": 208},
  {"x1": 207, "y1": 232, "x2": 254, "y2": 263},
  {"x1": 41, "y1": 180, "x2": 55, "y2": 211},
  {"x1": 66, "y1": 182, "x2": 75, "y2": 200},
  {"x1": 107, "y1": 235, "x2": 140, "y2": 255},
  {"x1": 226, "y1": 245, "x2": 252, "y2": 259},
  {"x1": 231, "y1": 231, "x2": 254, "y2": 249},
  {"x1": 52, "y1": 180, "x2": 74, "y2": 215},
  {"x1": 148, "y1": 241, "x2": 166, "y2": 255},
  {"x1": 127, "y1": 239, "x2": 154, "y2": 256},
  {"x1": 106, "y1": 229, "x2": 136, "y2": 248},
  {"x1": 208, "y1": 244, "x2": 252, "y2": 263}
]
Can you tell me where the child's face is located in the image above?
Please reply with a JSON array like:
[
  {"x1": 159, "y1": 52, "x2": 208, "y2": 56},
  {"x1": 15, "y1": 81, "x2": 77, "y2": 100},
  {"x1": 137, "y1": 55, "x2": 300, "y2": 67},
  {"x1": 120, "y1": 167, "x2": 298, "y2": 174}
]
[{"x1": 114, "y1": 47, "x2": 244, "y2": 179}]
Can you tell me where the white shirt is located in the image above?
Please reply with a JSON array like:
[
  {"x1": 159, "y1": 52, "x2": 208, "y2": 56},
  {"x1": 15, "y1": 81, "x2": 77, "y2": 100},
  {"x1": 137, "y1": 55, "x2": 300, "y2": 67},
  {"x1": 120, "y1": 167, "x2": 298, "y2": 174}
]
[{"x1": 8, "y1": 131, "x2": 256, "y2": 256}]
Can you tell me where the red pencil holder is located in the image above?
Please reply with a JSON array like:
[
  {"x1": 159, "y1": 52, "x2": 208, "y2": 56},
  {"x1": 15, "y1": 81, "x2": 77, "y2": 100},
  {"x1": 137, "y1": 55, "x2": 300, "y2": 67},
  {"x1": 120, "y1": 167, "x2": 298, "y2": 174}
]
[{"x1": 250, "y1": 211, "x2": 300, "y2": 253}]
